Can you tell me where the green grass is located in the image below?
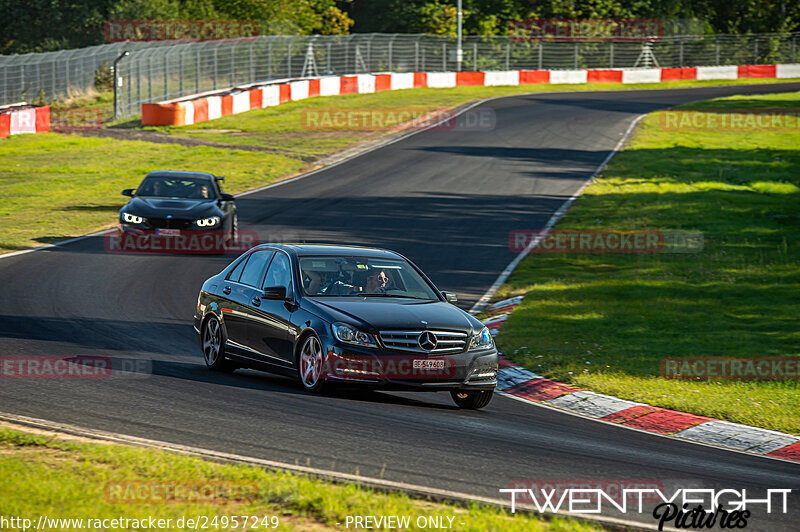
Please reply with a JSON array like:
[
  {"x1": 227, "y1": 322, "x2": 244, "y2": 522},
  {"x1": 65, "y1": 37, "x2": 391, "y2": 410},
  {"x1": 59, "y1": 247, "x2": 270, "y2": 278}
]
[
  {"x1": 0, "y1": 135, "x2": 303, "y2": 253},
  {"x1": 0, "y1": 426, "x2": 601, "y2": 531},
  {"x1": 492, "y1": 91, "x2": 800, "y2": 435}
]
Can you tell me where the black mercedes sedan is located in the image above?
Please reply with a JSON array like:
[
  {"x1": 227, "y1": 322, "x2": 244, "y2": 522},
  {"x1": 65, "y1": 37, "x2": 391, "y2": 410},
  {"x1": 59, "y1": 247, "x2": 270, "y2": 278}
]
[
  {"x1": 118, "y1": 170, "x2": 237, "y2": 250},
  {"x1": 193, "y1": 244, "x2": 498, "y2": 409}
]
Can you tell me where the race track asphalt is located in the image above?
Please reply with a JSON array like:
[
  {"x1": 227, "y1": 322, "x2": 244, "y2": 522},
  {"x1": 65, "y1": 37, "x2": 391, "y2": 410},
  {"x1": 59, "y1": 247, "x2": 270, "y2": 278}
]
[{"x1": 2, "y1": 83, "x2": 800, "y2": 530}]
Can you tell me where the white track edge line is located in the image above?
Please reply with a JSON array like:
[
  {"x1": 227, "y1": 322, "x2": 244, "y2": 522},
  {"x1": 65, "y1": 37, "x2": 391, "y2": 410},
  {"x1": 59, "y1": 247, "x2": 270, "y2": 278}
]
[{"x1": 468, "y1": 113, "x2": 646, "y2": 314}]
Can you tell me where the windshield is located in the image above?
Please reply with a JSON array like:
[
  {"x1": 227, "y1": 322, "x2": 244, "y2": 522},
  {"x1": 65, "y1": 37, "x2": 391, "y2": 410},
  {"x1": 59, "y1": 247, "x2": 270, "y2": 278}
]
[
  {"x1": 299, "y1": 256, "x2": 439, "y2": 300},
  {"x1": 137, "y1": 176, "x2": 217, "y2": 199}
]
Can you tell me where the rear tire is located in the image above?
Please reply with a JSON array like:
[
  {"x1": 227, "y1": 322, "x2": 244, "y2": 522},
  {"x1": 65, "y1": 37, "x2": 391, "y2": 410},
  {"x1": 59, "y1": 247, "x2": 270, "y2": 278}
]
[
  {"x1": 202, "y1": 316, "x2": 235, "y2": 373},
  {"x1": 450, "y1": 389, "x2": 493, "y2": 410}
]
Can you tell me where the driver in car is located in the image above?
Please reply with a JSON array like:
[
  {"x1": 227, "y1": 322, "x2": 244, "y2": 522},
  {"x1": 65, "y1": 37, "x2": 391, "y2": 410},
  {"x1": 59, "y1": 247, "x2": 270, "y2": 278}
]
[{"x1": 364, "y1": 270, "x2": 390, "y2": 294}]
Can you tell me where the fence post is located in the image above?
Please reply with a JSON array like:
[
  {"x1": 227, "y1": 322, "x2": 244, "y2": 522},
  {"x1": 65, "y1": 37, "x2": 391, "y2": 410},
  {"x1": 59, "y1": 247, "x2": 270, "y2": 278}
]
[
  {"x1": 136, "y1": 56, "x2": 141, "y2": 108},
  {"x1": 179, "y1": 52, "x2": 183, "y2": 96},
  {"x1": 163, "y1": 53, "x2": 168, "y2": 97},
  {"x1": 506, "y1": 41, "x2": 510, "y2": 69},
  {"x1": 148, "y1": 56, "x2": 152, "y2": 101},
  {"x1": 443, "y1": 42, "x2": 447, "y2": 71},
  {"x1": 715, "y1": 36, "x2": 720, "y2": 65},
  {"x1": 793, "y1": 34, "x2": 796, "y2": 63},
  {"x1": 538, "y1": 41, "x2": 543, "y2": 69},
  {"x1": 679, "y1": 38, "x2": 684, "y2": 67},
  {"x1": 609, "y1": 41, "x2": 614, "y2": 68},
  {"x1": 287, "y1": 38, "x2": 293, "y2": 77},
  {"x1": 415, "y1": 39, "x2": 419, "y2": 71},
  {"x1": 574, "y1": 42, "x2": 578, "y2": 69},
  {"x1": 195, "y1": 47, "x2": 200, "y2": 93},
  {"x1": 473, "y1": 41, "x2": 477, "y2": 70},
  {"x1": 753, "y1": 36, "x2": 758, "y2": 64},
  {"x1": 327, "y1": 40, "x2": 332, "y2": 73},
  {"x1": 213, "y1": 46, "x2": 218, "y2": 89},
  {"x1": 249, "y1": 41, "x2": 254, "y2": 82},
  {"x1": 388, "y1": 35, "x2": 393, "y2": 71}
]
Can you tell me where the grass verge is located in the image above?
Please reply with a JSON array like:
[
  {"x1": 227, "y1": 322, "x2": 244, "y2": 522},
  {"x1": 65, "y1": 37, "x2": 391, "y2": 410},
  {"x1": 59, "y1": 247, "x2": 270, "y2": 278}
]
[
  {"x1": 0, "y1": 424, "x2": 600, "y2": 531},
  {"x1": 492, "y1": 91, "x2": 800, "y2": 435}
]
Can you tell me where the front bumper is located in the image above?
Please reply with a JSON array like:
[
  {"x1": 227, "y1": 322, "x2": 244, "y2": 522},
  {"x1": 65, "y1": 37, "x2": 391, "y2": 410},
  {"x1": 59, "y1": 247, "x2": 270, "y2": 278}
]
[{"x1": 321, "y1": 342, "x2": 498, "y2": 391}]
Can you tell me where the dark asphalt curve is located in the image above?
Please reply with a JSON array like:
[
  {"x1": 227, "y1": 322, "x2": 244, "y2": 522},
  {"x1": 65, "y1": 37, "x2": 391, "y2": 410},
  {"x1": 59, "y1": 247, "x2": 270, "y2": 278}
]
[{"x1": 2, "y1": 83, "x2": 800, "y2": 530}]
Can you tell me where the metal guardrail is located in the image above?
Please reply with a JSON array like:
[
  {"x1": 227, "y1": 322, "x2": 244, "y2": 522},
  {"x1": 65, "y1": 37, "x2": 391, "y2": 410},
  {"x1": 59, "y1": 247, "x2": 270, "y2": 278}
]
[{"x1": 0, "y1": 33, "x2": 798, "y2": 118}]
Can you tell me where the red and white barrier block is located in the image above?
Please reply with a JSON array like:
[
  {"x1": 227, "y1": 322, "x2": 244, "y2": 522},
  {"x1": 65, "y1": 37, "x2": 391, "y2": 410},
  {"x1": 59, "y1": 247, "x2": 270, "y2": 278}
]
[
  {"x1": 0, "y1": 103, "x2": 50, "y2": 139},
  {"x1": 141, "y1": 63, "x2": 800, "y2": 127},
  {"x1": 487, "y1": 296, "x2": 800, "y2": 463}
]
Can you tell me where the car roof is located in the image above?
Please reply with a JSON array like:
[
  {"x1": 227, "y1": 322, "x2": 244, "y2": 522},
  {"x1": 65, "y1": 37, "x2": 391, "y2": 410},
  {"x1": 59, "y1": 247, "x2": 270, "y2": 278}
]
[
  {"x1": 253, "y1": 243, "x2": 404, "y2": 260},
  {"x1": 145, "y1": 170, "x2": 215, "y2": 181}
]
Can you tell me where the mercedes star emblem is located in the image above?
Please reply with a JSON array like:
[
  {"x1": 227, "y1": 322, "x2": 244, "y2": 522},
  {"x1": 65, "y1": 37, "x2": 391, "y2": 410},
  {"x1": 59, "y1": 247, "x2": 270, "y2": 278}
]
[{"x1": 418, "y1": 331, "x2": 438, "y2": 351}]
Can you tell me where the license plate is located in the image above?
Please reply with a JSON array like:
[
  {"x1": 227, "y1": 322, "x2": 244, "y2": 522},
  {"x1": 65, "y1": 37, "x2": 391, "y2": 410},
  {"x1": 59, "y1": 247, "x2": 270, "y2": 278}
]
[
  {"x1": 413, "y1": 359, "x2": 445, "y2": 369},
  {"x1": 156, "y1": 229, "x2": 180, "y2": 236}
]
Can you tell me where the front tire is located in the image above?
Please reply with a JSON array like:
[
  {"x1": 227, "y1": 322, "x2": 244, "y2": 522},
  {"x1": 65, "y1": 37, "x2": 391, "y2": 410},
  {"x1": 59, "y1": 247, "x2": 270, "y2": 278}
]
[
  {"x1": 298, "y1": 333, "x2": 326, "y2": 392},
  {"x1": 450, "y1": 389, "x2": 493, "y2": 410},
  {"x1": 202, "y1": 316, "x2": 235, "y2": 373}
]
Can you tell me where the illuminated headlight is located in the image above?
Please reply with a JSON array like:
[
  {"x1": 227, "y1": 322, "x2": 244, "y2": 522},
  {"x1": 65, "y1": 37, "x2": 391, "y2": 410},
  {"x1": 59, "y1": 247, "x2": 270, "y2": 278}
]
[
  {"x1": 122, "y1": 212, "x2": 143, "y2": 224},
  {"x1": 332, "y1": 322, "x2": 377, "y2": 348},
  {"x1": 470, "y1": 327, "x2": 493, "y2": 350},
  {"x1": 195, "y1": 216, "x2": 220, "y2": 227}
]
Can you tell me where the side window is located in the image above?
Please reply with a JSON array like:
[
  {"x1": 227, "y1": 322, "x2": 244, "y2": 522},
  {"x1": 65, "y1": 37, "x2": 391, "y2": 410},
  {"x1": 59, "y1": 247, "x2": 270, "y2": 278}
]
[
  {"x1": 239, "y1": 251, "x2": 274, "y2": 287},
  {"x1": 263, "y1": 253, "x2": 292, "y2": 296},
  {"x1": 226, "y1": 254, "x2": 249, "y2": 282}
]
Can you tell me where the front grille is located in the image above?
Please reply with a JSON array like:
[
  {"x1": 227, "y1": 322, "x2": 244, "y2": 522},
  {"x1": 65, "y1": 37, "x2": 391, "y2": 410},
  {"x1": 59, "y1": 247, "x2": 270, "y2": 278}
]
[
  {"x1": 147, "y1": 218, "x2": 194, "y2": 230},
  {"x1": 378, "y1": 330, "x2": 468, "y2": 354}
]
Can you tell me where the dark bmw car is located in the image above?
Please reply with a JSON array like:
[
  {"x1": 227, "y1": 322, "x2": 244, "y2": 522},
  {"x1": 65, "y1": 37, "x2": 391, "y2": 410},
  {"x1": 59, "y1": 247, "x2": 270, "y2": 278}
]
[
  {"x1": 119, "y1": 170, "x2": 237, "y2": 245},
  {"x1": 193, "y1": 244, "x2": 498, "y2": 409}
]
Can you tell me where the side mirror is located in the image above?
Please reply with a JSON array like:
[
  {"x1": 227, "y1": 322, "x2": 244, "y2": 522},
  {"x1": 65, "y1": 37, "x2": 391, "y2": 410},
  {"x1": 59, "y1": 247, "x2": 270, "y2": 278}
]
[
  {"x1": 220, "y1": 193, "x2": 234, "y2": 201},
  {"x1": 121, "y1": 188, "x2": 134, "y2": 197},
  {"x1": 442, "y1": 291, "x2": 458, "y2": 304},
  {"x1": 262, "y1": 286, "x2": 287, "y2": 300}
]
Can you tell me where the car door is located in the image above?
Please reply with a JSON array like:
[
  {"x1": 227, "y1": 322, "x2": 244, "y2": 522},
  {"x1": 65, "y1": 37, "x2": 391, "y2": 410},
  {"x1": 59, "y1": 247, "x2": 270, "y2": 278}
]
[
  {"x1": 246, "y1": 251, "x2": 296, "y2": 365},
  {"x1": 221, "y1": 250, "x2": 274, "y2": 355}
]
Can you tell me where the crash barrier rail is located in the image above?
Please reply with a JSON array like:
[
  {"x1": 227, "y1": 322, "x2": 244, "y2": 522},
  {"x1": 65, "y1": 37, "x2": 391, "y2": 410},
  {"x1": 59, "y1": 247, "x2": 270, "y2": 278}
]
[
  {"x1": 141, "y1": 63, "x2": 800, "y2": 126},
  {"x1": 1, "y1": 33, "x2": 799, "y2": 117},
  {"x1": 0, "y1": 102, "x2": 50, "y2": 138}
]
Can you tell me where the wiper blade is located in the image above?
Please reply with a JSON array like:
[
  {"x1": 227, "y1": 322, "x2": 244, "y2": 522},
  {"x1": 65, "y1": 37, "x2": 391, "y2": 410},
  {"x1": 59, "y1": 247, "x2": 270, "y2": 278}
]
[{"x1": 361, "y1": 293, "x2": 424, "y2": 299}]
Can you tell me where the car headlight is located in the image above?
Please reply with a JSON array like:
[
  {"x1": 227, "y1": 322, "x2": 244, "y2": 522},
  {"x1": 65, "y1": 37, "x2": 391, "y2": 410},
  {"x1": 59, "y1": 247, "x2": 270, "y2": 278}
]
[
  {"x1": 332, "y1": 322, "x2": 377, "y2": 348},
  {"x1": 470, "y1": 327, "x2": 493, "y2": 350},
  {"x1": 196, "y1": 216, "x2": 220, "y2": 227},
  {"x1": 122, "y1": 212, "x2": 143, "y2": 224}
]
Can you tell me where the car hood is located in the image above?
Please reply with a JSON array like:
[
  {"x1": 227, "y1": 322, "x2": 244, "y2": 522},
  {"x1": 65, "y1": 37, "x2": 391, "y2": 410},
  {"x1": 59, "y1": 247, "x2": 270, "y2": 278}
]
[
  {"x1": 122, "y1": 197, "x2": 220, "y2": 218},
  {"x1": 304, "y1": 297, "x2": 482, "y2": 333}
]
